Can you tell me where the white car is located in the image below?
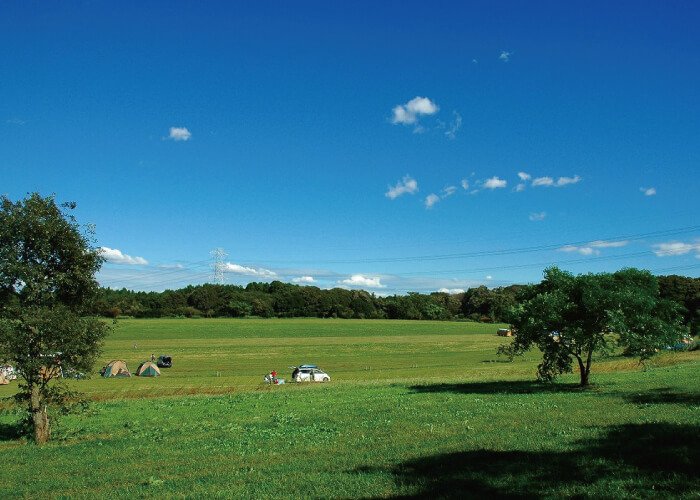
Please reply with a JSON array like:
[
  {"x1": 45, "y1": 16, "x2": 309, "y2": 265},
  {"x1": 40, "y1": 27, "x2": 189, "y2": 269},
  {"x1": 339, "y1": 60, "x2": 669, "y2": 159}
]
[{"x1": 291, "y1": 365, "x2": 330, "y2": 383}]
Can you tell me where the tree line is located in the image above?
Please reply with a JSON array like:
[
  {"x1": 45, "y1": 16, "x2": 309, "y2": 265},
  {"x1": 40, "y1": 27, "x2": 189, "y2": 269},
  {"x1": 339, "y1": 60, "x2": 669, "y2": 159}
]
[{"x1": 94, "y1": 276, "x2": 700, "y2": 333}]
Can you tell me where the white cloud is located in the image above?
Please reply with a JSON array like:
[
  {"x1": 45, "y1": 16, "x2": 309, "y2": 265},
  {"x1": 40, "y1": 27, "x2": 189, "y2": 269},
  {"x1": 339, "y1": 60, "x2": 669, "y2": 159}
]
[
  {"x1": 499, "y1": 51, "x2": 511, "y2": 62},
  {"x1": 461, "y1": 179, "x2": 469, "y2": 190},
  {"x1": 100, "y1": 247, "x2": 148, "y2": 265},
  {"x1": 532, "y1": 176, "x2": 554, "y2": 187},
  {"x1": 558, "y1": 240, "x2": 628, "y2": 256},
  {"x1": 641, "y1": 187, "x2": 656, "y2": 196},
  {"x1": 391, "y1": 97, "x2": 439, "y2": 126},
  {"x1": 558, "y1": 245, "x2": 598, "y2": 256},
  {"x1": 442, "y1": 186, "x2": 457, "y2": 197},
  {"x1": 225, "y1": 263, "x2": 277, "y2": 278},
  {"x1": 438, "y1": 288, "x2": 465, "y2": 294},
  {"x1": 588, "y1": 240, "x2": 629, "y2": 249},
  {"x1": 556, "y1": 175, "x2": 581, "y2": 186},
  {"x1": 445, "y1": 111, "x2": 462, "y2": 139},
  {"x1": 169, "y1": 127, "x2": 192, "y2": 141},
  {"x1": 531, "y1": 175, "x2": 581, "y2": 188},
  {"x1": 529, "y1": 212, "x2": 547, "y2": 221},
  {"x1": 484, "y1": 176, "x2": 507, "y2": 189},
  {"x1": 518, "y1": 172, "x2": 531, "y2": 181},
  {"x1": 293, "y1": 276, "x2": 316, "y2": 284},
  {"x1": 386, "y1": 175, "x2": 419, "y2": 199},
  {"x1": 486, "y1": 275, "x2": 493, "y2": 280},
  {"x1": 652, "y1": 242, "x2": 700, "y2": 257},
  {"x1": 340, "y1": 275, "x2": 386, "y2": 289},
  {"x1": 425, "y1": 193, "x2": 440, "y2": 209}
]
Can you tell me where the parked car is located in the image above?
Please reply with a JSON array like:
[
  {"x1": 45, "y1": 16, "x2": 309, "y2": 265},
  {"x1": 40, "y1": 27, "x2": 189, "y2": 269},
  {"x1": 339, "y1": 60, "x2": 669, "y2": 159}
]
[
  {"x1": 290, "y1": 365, "x2": 330, "y2": 382},
  {"x1": 157, "y1": 355, "x2": 172, "y2": 368}
]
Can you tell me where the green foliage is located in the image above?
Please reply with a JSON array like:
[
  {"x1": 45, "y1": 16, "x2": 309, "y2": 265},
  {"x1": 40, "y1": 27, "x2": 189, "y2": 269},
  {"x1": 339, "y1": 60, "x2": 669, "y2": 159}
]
[
  {"x1": 0, "y1": 193, "x2": 109, "y2": 443},
  {"x1": 501, "y1": 266, "x2": 685, "y2": 386}
]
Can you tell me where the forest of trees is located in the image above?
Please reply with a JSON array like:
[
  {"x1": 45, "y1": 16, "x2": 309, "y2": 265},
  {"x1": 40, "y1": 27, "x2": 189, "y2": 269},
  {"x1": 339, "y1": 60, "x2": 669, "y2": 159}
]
[{"x1": 94, "y1": 274, "x2": 700, "y2": 334}]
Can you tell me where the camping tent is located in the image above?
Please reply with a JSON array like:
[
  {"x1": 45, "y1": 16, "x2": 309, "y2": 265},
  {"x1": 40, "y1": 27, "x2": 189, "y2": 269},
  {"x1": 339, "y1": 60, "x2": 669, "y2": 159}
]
[
  {"x1": 101, "y1": 360, "x2": 131, "y2": 377},
  {"x1": 135, "y1": 361, "x2": 161, "y2": 377}
]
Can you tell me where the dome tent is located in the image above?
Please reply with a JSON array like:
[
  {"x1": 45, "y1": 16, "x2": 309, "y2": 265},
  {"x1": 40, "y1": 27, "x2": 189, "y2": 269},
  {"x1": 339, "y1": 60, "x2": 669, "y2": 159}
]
[
  {"x1": 100, "y1": 360, "x2": 131, "y2": 377},
  {"x1": 135, "y1": 361, "x2": 161, "y2": 377}
]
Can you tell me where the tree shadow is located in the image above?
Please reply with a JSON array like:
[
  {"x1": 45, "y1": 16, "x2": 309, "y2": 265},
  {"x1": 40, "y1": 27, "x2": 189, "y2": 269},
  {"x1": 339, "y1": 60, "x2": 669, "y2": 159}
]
[
  {"x1": 623, "y1": 387, "x2": 700, "y2": 407},
  {"x1": 408, "y1": 380, "x2": 582, "y2": 395},
  {"x1": 355, "y1": 423, "x2": 699, "y2": 499},
  {"x1": 0, "y1": 422, "x2": 24, "y2": 441}
]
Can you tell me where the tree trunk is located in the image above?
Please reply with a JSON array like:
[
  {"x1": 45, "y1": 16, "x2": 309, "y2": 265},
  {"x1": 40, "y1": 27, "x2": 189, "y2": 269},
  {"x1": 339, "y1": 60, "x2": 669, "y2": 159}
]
[
  {"x1": 576, "y1": 355, "x2": 590, "y2": 386},
  {"x1": 30, "y1": 384, "x2": 50, "y2": 445}
]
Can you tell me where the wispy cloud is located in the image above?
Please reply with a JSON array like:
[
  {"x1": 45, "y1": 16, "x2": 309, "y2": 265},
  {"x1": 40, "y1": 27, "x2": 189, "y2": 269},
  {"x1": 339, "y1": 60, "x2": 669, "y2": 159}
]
[
  {"x1": 444, "y1": 111, "x2": 462, "y2": 139},
  {"x1": 340, "y1": 275, "x2": 386, "y2": 289},
  {"x1": 652, "y1": 241, "x2": 700, "y2": 257},
  {"x1": 442, "y1": 186, "x2": 457, "y2": 197},
  {"x1": 438, "y1": 288, "x2": 465, "y2": 294},
  {"x1": 461, "y1": 179, "x2": 469, "y2": 190},
  {"x1": 556, "y1": 175, "x2": 581, "y2": 186},
  {"x1": 531, "y1": 175, "x2": 581, "y2": 188},
  {"x1": 6, "y1": 118, "x2": 25, "y2": 125},
  {"x1": 424, "y1": 193, "x2": 441, "y2": 209},
  {"x1": 558, "y1": 240, "x2": 629, "y2": 256},
  {"x1": 529, "y1": 212, "x2": 547, "y2": 221},
  {"x1": 641, "y1": 187, "x2": 657, "y2": 196},
  {"x1": 499, "y1": 51, "x2": 511, "y2": 62},
  {"x1": 426, "y1": 185, "x2": 458, "y2": 209},
  {"x1": 484, "y1": 176, "x2": 507, "y2": 189},
  {"x1": 532, "y1": 176, "x2": 554, "y2": 187},
  {"x1": 559, "y1": 245, "x2": 597, "y2": 256},
  {"x1": 169, "y1": 127, "x2": 192, "y2": 141},
  {"x1": 225, "y1": 263, "x2": 277, "y2": 278},
  {"x1": 391, "y1": 97, "x2": 439, "y2": 126},
  {"x1": 100, "y1": 247, "x2": 148, "y2": 265},
  {"x1": 386, "y1": 175, "x2": 419, "y2": 199}
]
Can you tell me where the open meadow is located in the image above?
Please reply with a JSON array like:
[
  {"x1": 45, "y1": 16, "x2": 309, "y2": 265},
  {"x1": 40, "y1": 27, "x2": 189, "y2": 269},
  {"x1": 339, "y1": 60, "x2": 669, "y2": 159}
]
[{"x1": 1, "y1": 318, "x2": 698, "y2": 498}]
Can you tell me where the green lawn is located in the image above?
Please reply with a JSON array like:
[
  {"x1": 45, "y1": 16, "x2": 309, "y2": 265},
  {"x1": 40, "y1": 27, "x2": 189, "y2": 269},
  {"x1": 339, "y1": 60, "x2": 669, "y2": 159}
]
[{"x1": 1, "y1": 318, "x2": 698, "y2": 499}]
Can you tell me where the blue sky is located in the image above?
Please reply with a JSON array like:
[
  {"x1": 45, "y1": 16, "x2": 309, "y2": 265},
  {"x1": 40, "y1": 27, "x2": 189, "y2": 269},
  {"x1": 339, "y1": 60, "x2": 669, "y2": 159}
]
[{"x1": 2, "y1": 1, "x2": 699, "y2": 294}]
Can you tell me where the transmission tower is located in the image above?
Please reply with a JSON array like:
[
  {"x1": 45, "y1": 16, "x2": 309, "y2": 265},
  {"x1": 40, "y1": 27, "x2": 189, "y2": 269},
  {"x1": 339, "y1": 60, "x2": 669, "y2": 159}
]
[{"x1": 210, "y1": 248, "x2": 228, "y2": 284}]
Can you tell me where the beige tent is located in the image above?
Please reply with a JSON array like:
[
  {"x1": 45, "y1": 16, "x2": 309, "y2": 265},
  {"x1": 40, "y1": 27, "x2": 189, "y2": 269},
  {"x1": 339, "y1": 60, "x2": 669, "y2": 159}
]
[
  {"x1": 101, "y1": 360, "x2": 131, "y2": 377},
  {"x1": 135, "y1": 361, "x2": 161, "y2": 377},
  {"x1": 0, "y1": 374, "x2": 8, "y2": 385}
]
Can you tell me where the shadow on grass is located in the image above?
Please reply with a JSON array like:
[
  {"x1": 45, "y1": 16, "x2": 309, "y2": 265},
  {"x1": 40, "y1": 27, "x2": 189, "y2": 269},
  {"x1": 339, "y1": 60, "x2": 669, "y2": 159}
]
[
  {"x1": 409, "y1": 380, "x2": 583, "y2": 395},
  {"x1": 0, "y1": 422, "x2": 24, "y2": 441},
  {"x1": 357, "y1": 423, "x2": 700, "y2": 499},
  {"x1": 624, "y1": 387, "x2": 700, "y2": 407}
]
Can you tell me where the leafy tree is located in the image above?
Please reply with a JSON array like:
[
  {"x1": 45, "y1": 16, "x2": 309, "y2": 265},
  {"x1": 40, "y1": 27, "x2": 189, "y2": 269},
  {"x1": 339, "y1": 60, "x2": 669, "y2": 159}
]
[
  {"x1": 462, "y1": 286, "x2": 493, "y2": 321},
  {"x1": 0, "y1": 193, "x2": 109, "y2": 444},
  {"x1": 500, "y1": 267, "x2": 684, "y2": 386}
]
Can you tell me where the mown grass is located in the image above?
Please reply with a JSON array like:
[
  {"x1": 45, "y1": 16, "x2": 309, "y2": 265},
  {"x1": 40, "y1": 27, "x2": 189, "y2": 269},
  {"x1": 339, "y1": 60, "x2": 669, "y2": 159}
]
[{"x1": 0, "y1": 318, "x2": 698, "y2": 499}]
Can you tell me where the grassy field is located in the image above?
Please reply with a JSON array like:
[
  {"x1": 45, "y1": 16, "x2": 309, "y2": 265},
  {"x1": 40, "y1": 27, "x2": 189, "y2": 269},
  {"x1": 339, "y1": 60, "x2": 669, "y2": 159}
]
[{"x1": 1, "y1": 318, "x2": 698, "y2": 498}]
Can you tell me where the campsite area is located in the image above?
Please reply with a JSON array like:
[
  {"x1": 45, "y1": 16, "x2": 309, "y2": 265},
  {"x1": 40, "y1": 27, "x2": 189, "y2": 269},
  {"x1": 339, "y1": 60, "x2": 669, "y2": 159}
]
[{"x1": 1, "y1": 318, "x2": 698, "y2": 498}]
